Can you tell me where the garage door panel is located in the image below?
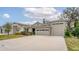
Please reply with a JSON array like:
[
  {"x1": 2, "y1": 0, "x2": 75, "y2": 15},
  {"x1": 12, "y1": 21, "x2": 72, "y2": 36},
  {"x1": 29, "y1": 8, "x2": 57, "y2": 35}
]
[
  {"x1": 52, "y1": 24, "x2": 65, "y2": 36},
  {"x1": 35, "y1": 28, "x2": 50, "y2": 35}
]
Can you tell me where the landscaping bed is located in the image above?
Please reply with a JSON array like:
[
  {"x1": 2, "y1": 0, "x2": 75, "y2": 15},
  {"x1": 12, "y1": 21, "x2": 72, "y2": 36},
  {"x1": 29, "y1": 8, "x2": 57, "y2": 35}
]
[
  {"x1": 65, "y1": 37, "x2": 79, "y2": 51},
  {"x1": 0, "y1": 35, "x2": 24, "y2": 40}
]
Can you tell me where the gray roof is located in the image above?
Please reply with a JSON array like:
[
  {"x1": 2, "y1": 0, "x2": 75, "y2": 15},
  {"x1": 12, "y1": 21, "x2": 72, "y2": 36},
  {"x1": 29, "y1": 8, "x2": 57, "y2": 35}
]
[
  {"x1": 13, "y1": 22, "x2": 30, "y2": 27},
  {"x1": 33, "y1": 22, "x2": 42, "y2": 25},
  {"x1": 31, "y1": 21, "x2": 50, "y2": 28}
]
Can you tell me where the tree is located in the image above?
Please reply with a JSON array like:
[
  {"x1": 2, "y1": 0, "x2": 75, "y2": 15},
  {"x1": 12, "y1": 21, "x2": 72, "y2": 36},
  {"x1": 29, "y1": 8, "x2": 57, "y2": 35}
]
[
  {"x1": 4, "y1": 23, "x2": 12, "y2": 35},
  {"x1": 63, "y1": 7, "x2": 79, "y2": 31}
]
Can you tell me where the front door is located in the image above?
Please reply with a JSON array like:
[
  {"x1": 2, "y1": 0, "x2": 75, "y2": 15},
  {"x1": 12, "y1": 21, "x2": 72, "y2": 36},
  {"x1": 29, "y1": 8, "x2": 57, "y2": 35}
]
[{"x1": 32, "y1": 28, "x2": 35, "y2": 35}]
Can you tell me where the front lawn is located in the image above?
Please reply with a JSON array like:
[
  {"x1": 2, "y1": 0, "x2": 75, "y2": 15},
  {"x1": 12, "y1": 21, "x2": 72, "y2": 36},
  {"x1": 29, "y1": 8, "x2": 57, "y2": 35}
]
[
  {"x1": 0, "y1": 34, "x2": 24, "y2": 40},
  {"x1": 65, "y1": 37, "x2": 79, "y2": 51}
]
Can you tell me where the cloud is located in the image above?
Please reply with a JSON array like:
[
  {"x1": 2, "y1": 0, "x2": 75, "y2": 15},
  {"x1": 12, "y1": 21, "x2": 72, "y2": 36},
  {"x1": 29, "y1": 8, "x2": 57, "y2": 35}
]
[
  {"x1": 24, "y1": 8, "x2": 61, "y2": 21},
  {"x1": 3, "y1": 14, "x2": 10, "y2": 18}
]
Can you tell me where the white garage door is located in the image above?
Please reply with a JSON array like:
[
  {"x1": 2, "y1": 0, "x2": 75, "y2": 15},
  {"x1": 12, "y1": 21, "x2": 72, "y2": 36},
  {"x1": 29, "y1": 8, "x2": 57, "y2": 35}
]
[
  {"x1": 35, "y1": 28, "x2": 50, "y2": 35},
  {"x1": 52, "y1": 24, "x2": 65, "y2": 36}
]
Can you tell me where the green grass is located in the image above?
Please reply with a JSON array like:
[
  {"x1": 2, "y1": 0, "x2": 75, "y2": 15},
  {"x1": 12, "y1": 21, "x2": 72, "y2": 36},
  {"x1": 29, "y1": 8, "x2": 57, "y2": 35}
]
[
  {"x1": 65, "y1": 37, "x2": 79, "y2": 51},
  {"x1": 0, "y1": 34, "x2": 24, "y2": 40}
]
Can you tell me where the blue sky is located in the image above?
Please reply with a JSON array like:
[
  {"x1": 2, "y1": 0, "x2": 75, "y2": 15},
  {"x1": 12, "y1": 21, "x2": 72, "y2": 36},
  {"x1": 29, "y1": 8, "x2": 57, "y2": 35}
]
[{"x1": 0, "y1": 7, "x2": 66, "y2": 26}]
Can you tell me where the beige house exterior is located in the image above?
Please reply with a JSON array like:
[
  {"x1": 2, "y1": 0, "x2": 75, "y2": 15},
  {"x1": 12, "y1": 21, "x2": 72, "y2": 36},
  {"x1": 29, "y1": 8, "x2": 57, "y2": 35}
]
[
  {"x1": 0, "y1": 20, "x2": 67, "y2": 36},
  {"x1": 30, "y1": 20, "x2": 67, "y2": 36}
]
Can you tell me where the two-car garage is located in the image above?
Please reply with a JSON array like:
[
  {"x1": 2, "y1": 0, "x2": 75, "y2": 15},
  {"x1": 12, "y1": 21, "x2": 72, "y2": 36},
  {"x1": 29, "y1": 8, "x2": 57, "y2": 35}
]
[{"x1": 34, "y1": 22, "x2": 65, "y2": 36}]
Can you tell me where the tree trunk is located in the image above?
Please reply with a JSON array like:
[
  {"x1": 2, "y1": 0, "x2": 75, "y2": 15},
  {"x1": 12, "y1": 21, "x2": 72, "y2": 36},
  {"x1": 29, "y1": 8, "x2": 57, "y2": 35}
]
[
  {"x1": 8, "y1": 32, "x2": 9, "y2": 35},
  {"x1": 67, "y1": 21, "x2": 71, "y2": 31}
]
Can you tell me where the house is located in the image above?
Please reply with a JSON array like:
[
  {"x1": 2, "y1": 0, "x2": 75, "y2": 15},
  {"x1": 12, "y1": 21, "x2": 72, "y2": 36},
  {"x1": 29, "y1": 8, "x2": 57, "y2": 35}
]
[
  {"x1": 0, "y1": 26, "x2": 3, "y2": 35},
  {"x1": 30, "y1": 20, "x2": 67, "y2": 36},
  {"x1": 0, "y1": 20, "x2": 67, "y2": 36}
]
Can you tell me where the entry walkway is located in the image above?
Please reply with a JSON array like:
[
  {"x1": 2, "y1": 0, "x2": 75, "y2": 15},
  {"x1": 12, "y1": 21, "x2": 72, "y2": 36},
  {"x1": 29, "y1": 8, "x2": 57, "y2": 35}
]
[{"x1": 0, "y1": 35, "x2": 67, "y2": 51}]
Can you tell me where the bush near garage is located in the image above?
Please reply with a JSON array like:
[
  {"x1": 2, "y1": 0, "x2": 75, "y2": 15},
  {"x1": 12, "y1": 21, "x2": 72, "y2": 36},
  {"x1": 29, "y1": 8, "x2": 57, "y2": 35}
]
[
  {"x1": 21, "y1": 31, "x2": 33, "y2": 35},
  {"x1": 15, "y1": 31, "x2": 33, "y2": 36},
  {"x1": 65, "y1": 29, "x2": 72, "y2": 37},
  {"x1": 15, "y1": 32, "x2": 22, "y2": 35},
  {"x1": 72, "y1": 27, "x2": 79, "y2": 38}
]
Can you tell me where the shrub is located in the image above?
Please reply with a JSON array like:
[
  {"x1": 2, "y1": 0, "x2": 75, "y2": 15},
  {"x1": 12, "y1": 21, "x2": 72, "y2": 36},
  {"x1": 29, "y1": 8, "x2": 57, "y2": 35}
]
[
  {"x1": 74, "y1": 27, "x2": 79, "y2": 38},
  {"x1": 71, "y1": 27, "x2": 76, "y2": 36},
  {"x1": 65, "y1": 29, "x2": 71, "y2": 37},
  {"x1": 15, "y1": 31, "x2": 33, "y2": 36},
  {"x1": 21, "y1": 31, "x2": 26, "y2": 35},
  {"x1": 21, "y1": 31, "x2": 33, "y2": 35},
  {"x1": 15, "y1": 32, "x2": 22, "y2": 35}
]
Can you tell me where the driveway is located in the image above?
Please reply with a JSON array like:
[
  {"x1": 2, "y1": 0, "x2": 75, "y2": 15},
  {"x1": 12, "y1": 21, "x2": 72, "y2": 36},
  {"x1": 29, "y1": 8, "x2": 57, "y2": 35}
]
[{"x1": 0, "y1": 35, "x2": 67, "y2": 51}]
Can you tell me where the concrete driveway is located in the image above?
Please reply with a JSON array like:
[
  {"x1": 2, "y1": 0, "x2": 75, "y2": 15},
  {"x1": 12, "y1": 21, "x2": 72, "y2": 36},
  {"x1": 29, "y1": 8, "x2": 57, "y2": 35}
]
[{"x1": 0, "y1": 35, "x2": 67, "y2": 51}]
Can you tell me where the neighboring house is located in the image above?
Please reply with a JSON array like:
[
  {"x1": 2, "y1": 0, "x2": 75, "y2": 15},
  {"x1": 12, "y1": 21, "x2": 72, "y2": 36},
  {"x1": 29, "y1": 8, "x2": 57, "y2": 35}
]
[
  {"x1": 0, "y1": 27, "x2": 3, "y2": 34},
  {"x1": 0, "y1": 20, "x2": 67, "y2": 36}
]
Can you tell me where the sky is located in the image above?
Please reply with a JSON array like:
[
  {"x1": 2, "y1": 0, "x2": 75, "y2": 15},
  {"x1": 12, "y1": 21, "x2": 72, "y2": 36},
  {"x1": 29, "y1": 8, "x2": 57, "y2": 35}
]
[{"x1": 0, "y1": 7, "x2": 66, "y2": 26}]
